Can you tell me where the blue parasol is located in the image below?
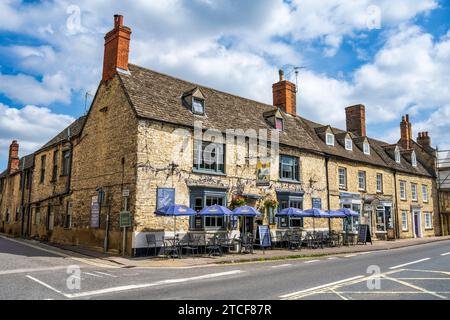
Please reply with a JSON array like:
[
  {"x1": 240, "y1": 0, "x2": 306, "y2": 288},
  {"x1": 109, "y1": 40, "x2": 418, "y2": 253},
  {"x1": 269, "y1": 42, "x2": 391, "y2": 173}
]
[
  {"x1": 232, "y1": 206, "x2": 261, "y2": 217},
  {"x1": 198, "y1": 205, "x2": 233, "y2": 216},
  {"x1": 275, "y1": 207, "x2": 306, "y2": 217},
  {"x1": 155, "y1": 204, "x2": 196, "y2": 238},
  {"x1": 338, "y1": 208, "x2": 360, "y2": 217}
]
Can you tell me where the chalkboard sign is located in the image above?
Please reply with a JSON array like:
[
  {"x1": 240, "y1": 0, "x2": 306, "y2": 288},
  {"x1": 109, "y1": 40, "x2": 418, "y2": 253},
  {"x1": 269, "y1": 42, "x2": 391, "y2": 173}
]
[
  {"x1": 257, "y1": 225, "x2": 272, "y2": 248},
  {"x1": 357, "y1": 224, "x2": 372, "y2": 245}
]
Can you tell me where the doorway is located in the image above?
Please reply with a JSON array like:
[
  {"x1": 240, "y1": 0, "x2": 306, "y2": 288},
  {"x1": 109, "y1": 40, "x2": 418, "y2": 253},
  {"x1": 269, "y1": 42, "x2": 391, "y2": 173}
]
[
  {"x1": 240, "y1": 217, "x2": 254, "y2": 236},
  {"x1": 412, "y1": 210, "x2": 422, "y2": 238}
]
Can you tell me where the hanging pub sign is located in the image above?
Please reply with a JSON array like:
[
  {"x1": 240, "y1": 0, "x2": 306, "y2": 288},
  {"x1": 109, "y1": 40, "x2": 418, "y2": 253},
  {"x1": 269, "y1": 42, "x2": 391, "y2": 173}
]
[
  {"x1": 312, "y1": 198, "x2": 322, "y2": 209},
  {"x1": 90, "y1": 195, "x2": 100, "y2": 228},
  {"x1": 156, "y1": 188, "x2": 175, "y2": 209},
  {"x1": 256, "y1": 158, "x2": 271, "y2": 187}
]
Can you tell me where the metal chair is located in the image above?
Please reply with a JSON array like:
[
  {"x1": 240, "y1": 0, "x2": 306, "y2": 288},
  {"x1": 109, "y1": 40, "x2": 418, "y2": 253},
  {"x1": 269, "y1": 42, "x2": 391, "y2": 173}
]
[
  {"x1": 288, "y1": 231, "x2": 302, "y2": 250},
  {"x1": 206, "y1": 235, "x2": 222, "y2": 256},
  {"x1": 145, "y1": 234, "x2": 160, "y2": 256},
  {"x1": 219, "y1": 234, "x2": 236, "y2": 253},
  {"x1": 180, "y1": 233, "x2": 199, "y2": 257},
  {"x1": 241, "y1": 233, "x2": 254, "y2": 254},
  {"x1": 162, "y1": 236, "x2": 180, "y2": 258}
]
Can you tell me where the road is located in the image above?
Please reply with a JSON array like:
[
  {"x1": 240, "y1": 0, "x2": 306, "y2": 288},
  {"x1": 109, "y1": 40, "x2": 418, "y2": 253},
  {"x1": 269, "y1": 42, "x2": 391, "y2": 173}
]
[{"x1": 1, "y1": 236, "x2": 450, "y2": 300}]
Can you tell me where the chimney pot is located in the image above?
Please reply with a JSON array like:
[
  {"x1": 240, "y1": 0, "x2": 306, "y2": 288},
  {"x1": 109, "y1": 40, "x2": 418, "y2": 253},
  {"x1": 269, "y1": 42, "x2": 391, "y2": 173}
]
[
  {"x1": 102, "y1": 14, "x2": 132, "y2": 82},
  {"x1": 345, "y1": 104, "x2": 366, "y2": 137},
  {"x1": 8, "y1": 140, "x2": 20, "y2": 174},
  {"x1": 272, "y1": 69, "x2": 296, "y2": 115}
]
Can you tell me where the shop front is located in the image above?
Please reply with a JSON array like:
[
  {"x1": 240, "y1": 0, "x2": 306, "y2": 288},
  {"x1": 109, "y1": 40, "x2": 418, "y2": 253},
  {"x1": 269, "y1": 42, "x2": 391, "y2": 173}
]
[
  {"x1": 363, "y1": 196, "x2": 394, "y2": 240},
  {"x1": 276, "y1": 190, "x2": 304, "y2": 229},
  {"x1": 340, "y1": 192, "x2": 361, "y2": 232}
]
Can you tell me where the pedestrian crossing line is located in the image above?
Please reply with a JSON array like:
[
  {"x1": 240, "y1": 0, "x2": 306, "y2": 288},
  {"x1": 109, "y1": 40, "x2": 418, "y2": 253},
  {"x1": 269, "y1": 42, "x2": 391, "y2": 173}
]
[
  {"x1": 84, "y1": 272, "x2": 103, "y2": 278},
  {"x1": 94, "y1": 271, "x2": 117, "y2": 277}
]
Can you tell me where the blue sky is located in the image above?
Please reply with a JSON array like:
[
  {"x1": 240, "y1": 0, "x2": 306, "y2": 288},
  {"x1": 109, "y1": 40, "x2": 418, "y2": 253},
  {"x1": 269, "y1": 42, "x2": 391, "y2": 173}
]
[{"x1": 1, "y1": 0, "x2": 450, "y2": 169}]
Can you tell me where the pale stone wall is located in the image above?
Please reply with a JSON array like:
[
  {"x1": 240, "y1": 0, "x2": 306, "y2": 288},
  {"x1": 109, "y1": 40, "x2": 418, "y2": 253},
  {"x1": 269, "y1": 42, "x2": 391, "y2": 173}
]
[
  {"x1": 135, "y1": 120, "x2": 330, "y2": 236},
  {"x1": 53, "y1": 76, "x2": 139, "y2": 254},
  {"x1": 327, "y1": 159, "x2": 396, "y2": 235},
  {"x1": 396, "y1": 173, "x2": 440, "y2": 238},
  {"x1": 0, "y1": 173, "x2": 22, "y2": 236}
]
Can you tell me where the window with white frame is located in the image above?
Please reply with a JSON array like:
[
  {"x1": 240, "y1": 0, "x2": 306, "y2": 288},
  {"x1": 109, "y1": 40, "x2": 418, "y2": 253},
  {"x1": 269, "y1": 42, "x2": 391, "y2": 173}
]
[
  {"x1": 422, "y1": 185, "x2": 428, "y2": 202},
  {"x1": 345, "y1": 138, "x2": 353, "y2": 151},
  {"x1": 326, "y1": 133, "x2": 334, "y2": 146},
  {"x1": 401, "y1": 211, "x2": 408, "y2": 231},
  {"x1": 358, "y1": 171, "x2": 366, "y2": 191},
  {"x1": 338, "y1": 167, "x2": 347, "y2": 189},
  {"x1": 395, "y1": 147, "x2": 401, "y2": 163},
  {"x1": 411, "y1": 151, "x2": 417, "y2": 167},
  {"x1": 400, "y1": 181, "x2": 406, "y2": 200},
  {"x1": 411, "y1": 183, "x2": 418, "y2": 201},
  {"x1": 424, "y1": 212, "x2": 433, "y2": 229},
  {"x1": 193, "y1": 140, "x2": 225, "y2": 174},
  {"x1": 363, "y1": 143, "x2": 370, "y2": 155},
  {"x1": 376, "y1": 173, "x2": 383, "y2": 193},
  {"x1": 192, "y1": 97, "x2": 205, "y2": 115}
]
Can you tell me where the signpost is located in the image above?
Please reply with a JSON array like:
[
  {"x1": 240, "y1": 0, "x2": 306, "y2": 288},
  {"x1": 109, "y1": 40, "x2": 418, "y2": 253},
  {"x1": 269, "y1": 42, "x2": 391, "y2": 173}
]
[{"x1": 90, "y1": 195, "x2": 100, "y2": 228}]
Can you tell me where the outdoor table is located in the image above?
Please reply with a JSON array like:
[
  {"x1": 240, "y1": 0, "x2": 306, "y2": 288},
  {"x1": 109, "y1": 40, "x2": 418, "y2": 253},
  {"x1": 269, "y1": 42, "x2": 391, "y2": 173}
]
[{"x1": 164, "y1": 237, "x2": 181, "y2": 258}]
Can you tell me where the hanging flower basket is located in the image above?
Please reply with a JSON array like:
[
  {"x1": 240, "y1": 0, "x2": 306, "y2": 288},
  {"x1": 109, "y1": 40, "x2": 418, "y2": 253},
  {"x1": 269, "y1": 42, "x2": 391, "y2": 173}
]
[
  {"x1": 263, "y1": 198, "x2": 278, "y2": 209},
  {"x1": 230, "y1": 195, "x2": 246, "y2": 209}
]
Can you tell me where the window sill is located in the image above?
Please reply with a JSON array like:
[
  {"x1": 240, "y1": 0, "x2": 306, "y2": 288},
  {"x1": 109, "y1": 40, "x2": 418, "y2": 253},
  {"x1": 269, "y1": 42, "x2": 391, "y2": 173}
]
[
  {"x1": 401, "y1": 229, "x2": 409, "y2": 232},
  {"x1": 192, "y1": 169, "x2": 226, "y2": 177},
  {"x1": 425, "y1": 227, "x2": 433, "y2": 230},
  {"x1": 339, "y1": 187, "x2": 347, "y2": 191},
  {"x1": 400, "y1": 198, "x2": 407, "y2": 201},
  {"x1": 279, "y1": 179, "x2": 301, "y2": 185}
]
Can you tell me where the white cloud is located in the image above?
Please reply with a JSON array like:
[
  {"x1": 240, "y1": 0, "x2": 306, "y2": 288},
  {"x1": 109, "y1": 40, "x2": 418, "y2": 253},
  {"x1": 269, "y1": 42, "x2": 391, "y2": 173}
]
[{"x1": 0, "y1": 103, "x2": 75, "y2": 165}]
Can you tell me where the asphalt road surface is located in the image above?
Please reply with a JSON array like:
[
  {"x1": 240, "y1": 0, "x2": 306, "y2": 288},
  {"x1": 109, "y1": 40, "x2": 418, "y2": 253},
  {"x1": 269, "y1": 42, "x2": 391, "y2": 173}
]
[{"x1": 1, "y1": 236, "x2": 450, "y2": 300}]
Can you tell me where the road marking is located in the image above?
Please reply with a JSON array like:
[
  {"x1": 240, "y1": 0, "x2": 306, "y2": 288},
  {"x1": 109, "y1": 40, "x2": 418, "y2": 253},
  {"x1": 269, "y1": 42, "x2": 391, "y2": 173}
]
[
  {"x1": 304, "y1": 260, "x2": 320, "y2": 264},
  {"x1": 66, "y1": 270, "x2": 244, "y2": 298},
  {"x1": 440, "y1": 252, "x2": 450, "y2": 256},
  {"x1": 330, "y1": 288, "x2": 349, "y2": 300},
  {"x1": 94, "y1": 271, "x2": 117, "y2": 277},
  {"x1": 280, "y1": 276, "x2": 364, "y2": 299},
  {"x1": 389, "y1": 258, "x2": 430, "y2": 270},
  {"x1": 26, "y1": 275, "x2": 65, "y2": 296},
  {"x1": 0, "y1": 236, "x2": 116, "y2": 269},
  {"x1": 327, "y1": 257, "x2": 338, "y2": 260},
  {"x1": 0, "y1": 266, "x2": 69, "y2": 276},
  {"x1": 344, "y1": 254, "x2": 357, "y2": 258},
  {"x1": 271, "y1": 264, "x2": 292, "y2": 268},
  {"x1": 395, "y1": 278, "x2": 450, "y2": 280},
  {"x1": 381, "y1": 274, "x2": 447, "y2": 300},
  {"x1": 84, "y1": 272, "x2": 103, "y2": 278}
]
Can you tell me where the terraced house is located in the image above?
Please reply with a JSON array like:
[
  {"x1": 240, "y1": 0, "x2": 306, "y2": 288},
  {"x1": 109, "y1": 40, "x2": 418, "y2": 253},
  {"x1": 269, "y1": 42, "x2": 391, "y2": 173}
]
[{"x1": 0, "y1": 15, "x2": 442, "y2": 255}]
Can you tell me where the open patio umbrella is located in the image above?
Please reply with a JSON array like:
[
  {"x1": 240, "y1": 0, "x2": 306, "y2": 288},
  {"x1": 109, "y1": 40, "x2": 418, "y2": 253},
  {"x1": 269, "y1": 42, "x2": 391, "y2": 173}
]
[
  {"x1": 232, "y1": 206, "x2": 262, "y2": 236},
  {"x1": 338, "y1": 208, "x2": 359, "y2": 217},
  {"x1": 198, "y1": 205, "x2": 233, "y2": 216},
  {"x1": 155, "y1": 204, "x2": 196, "y2": 238},
  {"x1": 275, "y1": 207, "x2": 305, "y2": 217},
  {"x1": 303, "y1": 208, "x2": 330, "y2": 231}
]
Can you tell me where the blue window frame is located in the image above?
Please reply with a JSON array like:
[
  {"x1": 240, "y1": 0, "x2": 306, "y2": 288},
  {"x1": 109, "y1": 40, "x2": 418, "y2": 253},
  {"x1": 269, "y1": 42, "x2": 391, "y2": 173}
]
[
  {"x1": 279, "y1": 155, "x2": 299, "y2": 181},
  {"x1": 189, "y1": 187, "x2": 228, "y2": 230}
]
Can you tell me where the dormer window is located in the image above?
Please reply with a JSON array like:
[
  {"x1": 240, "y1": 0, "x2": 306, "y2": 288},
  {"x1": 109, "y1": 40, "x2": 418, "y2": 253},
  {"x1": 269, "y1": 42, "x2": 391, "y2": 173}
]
[
  {"x1": 192, "y1": 97, "x2": 205, "y2": 115},
  {"x1": 275, "y1": 118, "x2": 284, "y2": 131},
  {"x1": 411, "y1": 151, "x2": 417, "y2": 167},
  {"x1": 395, "y1": 146, "x2": 401, "y2": 163},
  {"x1": 326, "y1": 133, "x2": 334, "y2": 146},
  {"x1": 182, "y1": 87, "x2": 206, "y2": 115},
  {"x1": 363, "y1": 143, "x2": 370, "y2": 155},
  {"x1": 345, "y1": 138, "x2": 353, "y2": 151}
]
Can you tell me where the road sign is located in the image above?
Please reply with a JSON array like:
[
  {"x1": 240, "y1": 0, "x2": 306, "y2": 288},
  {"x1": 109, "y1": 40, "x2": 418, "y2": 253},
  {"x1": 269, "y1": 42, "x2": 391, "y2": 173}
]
[{"x1": 119, "y1": 211, "x2": 132, "y2": 228}]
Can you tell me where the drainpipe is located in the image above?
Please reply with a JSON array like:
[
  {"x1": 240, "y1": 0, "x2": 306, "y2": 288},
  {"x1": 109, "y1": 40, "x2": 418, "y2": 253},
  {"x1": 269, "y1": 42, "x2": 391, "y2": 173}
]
[
  {"x1": 325, "y1": 157, "x2": 332, "y2": 232},
  {"x1": 26, "y1": 168, "x2": 33, "y2": 237},
  {"x1": 20, "y1": 162, "x2": 26, "y2": 237},
  {"x1": 393, "y1": 171, "x2": 400, "y2": 239}
]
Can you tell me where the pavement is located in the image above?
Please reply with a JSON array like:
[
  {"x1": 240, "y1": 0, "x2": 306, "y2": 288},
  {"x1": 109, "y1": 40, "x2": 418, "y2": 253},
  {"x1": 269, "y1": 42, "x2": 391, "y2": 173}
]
[
  {"x1": 19, "y1": 234, "x2": 450, "y2": 268},
  {"x1": 1, "y1": 234, "x2": 450, "y2": 300}
]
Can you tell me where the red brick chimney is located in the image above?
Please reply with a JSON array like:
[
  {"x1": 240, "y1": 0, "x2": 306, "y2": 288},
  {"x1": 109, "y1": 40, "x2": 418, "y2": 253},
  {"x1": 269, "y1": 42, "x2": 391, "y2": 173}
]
[
  {"x1": 400, "y1": 114, "x2": 412, "y2": 149},
  {"x1": 272, "y1": 69, "x2": 297, "y2": 115},
  {"x1": 345, "y1": 104, "x2": 366, "y2": 137},
  {"x1": 8, "y1": 140, "x2": 20, "y2": 174},
  {"x1": 417, "y1": 131, "x2": 431, "y2": 148},
  {"x1": 102, "y1": 14, "x2": 132, "y2": 82}
]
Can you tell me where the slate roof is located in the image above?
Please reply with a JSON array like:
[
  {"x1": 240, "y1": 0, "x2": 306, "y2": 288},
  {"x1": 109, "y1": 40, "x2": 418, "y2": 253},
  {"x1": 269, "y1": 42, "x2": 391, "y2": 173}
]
[
  {"x1": 119, "y1": 64, "x2": 322, "y2": 153},
  {"x1": 118, "y1": 64, "x2": 432, "y2": 177},
  {"x1": 38, "y1": 116, "x2": 86, "y2": 151}
]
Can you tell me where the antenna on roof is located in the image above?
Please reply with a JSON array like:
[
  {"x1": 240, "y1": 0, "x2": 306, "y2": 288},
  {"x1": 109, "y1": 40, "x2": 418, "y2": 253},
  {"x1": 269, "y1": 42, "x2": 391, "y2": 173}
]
[
  {"x1": 285, "y1": 66, "x2": 307, "y2": 93},
  {"x1": 84, "y1": 91, "x2": 93, "y2": 114}
]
